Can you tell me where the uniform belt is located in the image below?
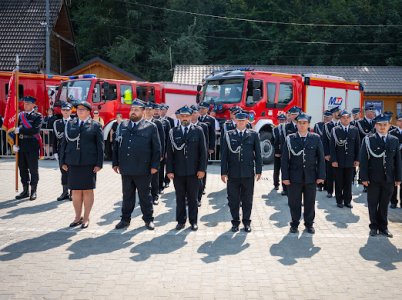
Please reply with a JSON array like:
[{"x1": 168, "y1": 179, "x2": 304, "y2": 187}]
[{"x1": 19, "y1": 134, "x2": 35, "y2": 139}]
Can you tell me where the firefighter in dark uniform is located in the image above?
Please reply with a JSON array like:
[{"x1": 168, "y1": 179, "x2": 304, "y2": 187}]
[
  {"x1": 113, "y1": 100, "x2": 161, "y2": 230},
  {"x1": 160, "y1": 104, "x2": 175, "y2": 131},
  {"x1": 53, "y1": 102, "x2": 73, "y2": 201},
  {"x1": 322, "y1": 106, "x2": 341, "y2": 198},
  {"x1": 281, "y1": 113, "x2": 325, "y2": 234},
  {"x1": 384, "y1": 111, "x2": 397, "y2": 131},
  {"x1": 42, "y1": 107, "x2": 57, "y2": 157},
  {"x1": 198, "y1": 102, "x2": 216, "y2": 196},
  {"x1": 272, "y1": 113, "x2": 287, "y2": 190},
  {"x1": 191, "y1": 105, "x2": 209, "y2": 206},
  {"x1": 356, "y1": 105, "x2": 376, "y2": 192},
  {"x1": 278, "y1": 106, "x2": 301, "y2": 195},
  {"x1": 143, "y1": 102, "x2": 165, "y2": 205},
  {"x1": 350, "y1": 108, "x2": 361, "y2": 126},
  {"x1": 314, "y1": 110, "x2": 332, "y2": 191},
  {"x1": 389, "y1": 114, "x2": 402, "y2": 209},
  {"x1": 329, "y1": 110, "x2": 360, "y2": 208},
  {"x1": 166, "y1": 106, "x2": 207, "y2": 231},
  {"x1": 160, "y1": 104, "x2": 174, "y2": 189},
  {"x1": 221, "y1": 112, "x2": 262, "y2": 233},
  {"x1": 360, "y1": 114, "x2": 401, "y2": 237},
  {"x1": 154, "y1": 103, "x2": 171, "y2": 193},
  {"x1": 14, "y1": 96, "x2": 43, "y2": 200}
]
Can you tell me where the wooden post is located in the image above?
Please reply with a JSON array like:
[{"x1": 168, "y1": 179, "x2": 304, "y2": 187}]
[{"x1": 15, "y1": 55, "x2": 19, "y2": 192}]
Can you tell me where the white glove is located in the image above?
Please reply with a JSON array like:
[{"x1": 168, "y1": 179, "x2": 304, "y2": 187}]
[
  {"x1": 14, "y1": 127, "x2": 19, "y2": 134},
  {"x1": 54, "y1": 153, "x2": 59, "y2": 161},
  {"x1": 13, "y1": 145, "x2": 19, "y2": 153}
]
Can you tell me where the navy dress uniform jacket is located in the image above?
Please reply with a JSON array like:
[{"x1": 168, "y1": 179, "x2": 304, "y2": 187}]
[
  {"x1": 359, "y1": 134, "x2": 402, "y2": 183},
  {"x1": 281, "y1": 132, "x2": 326, "y2": 184},
  {"x1": 112, "y1": 119, "x2": 161, "y2": 176},
  {"x1": 356, "y1": 118, "x2": 374, "y2": 140},
  {"x1": 59, "y1": 119, "x2": 104, "y2": 168},
  {"x1": 18, "y1": 112, "x2": 43, "y2": 153},
  {"x1": 322, "y1": 121, "x2": 338, "y2": 156},
  {"x1": 166, "y1": 125, "x2": 207, "y2": 176},
  {"x1": 329, "y1": 126, "x2": 360, "y2": 168},
  {"x1": 221, "y1": 129, "x2": 263, "y2": 178},
  {"x1": 198, "y1": 115, "x2": 216, "y2": 151}
]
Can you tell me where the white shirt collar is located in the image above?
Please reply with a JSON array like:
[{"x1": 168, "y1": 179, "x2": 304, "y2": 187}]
[
  {"x1": 365, "y1": 117, "x2": 373, "y2": 123},
  {"x1": 298, "y1": 132, "x2": 308, "y2": 138},
  {"x1": 341, "y1": 125, "x2": 349, "y2": 130},
  {"x1": 63, "y1": 117, "x2": 71, "y2": 122},
  {"x1": 25, "y1": 109, "x2": 34, "y2": 114},
  {"x1": 236, "y1": 128, "x2": 246, "y2": 134},
  {"x1": 377, "y1": 133, "x2": 387, "y2": 139}
]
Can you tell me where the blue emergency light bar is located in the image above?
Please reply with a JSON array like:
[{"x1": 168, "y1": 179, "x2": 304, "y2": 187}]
[{"x1": 68, "y1": 74, "x2": 97, "y2": 80}]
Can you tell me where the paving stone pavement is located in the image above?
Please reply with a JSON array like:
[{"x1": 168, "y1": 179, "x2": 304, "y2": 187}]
[{"x1": 1, "y1": 158, "x2": 402, "y2": 299}]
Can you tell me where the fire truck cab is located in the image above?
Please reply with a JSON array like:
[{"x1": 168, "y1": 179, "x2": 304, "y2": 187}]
[{"x1": 199, "y1": 69, "x2": 363, "y2": 164}]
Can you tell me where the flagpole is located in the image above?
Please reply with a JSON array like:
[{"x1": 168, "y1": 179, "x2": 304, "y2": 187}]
[{"x1": 15, "y1": 55, "x2": 20, "y2": 192}]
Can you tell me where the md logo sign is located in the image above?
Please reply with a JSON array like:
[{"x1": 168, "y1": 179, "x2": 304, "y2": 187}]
[{"x1": 328, "y1": 96, "x2": 344, "y2": 106}]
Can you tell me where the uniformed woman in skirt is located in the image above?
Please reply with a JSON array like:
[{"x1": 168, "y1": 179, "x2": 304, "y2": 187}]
[{"x1": 59, "y1": 101, "x2": 104, "y2": 229}]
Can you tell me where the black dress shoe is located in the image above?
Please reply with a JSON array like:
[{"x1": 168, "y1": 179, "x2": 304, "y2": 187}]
[
  {"x1": 202, "y1": 191, "x2": 206, "y2": 195},
  {"x1": 289, "y1": 226, "x2": 298, "y2": 233},
  {"x1": 191, "y1": 224, "x2": 198, "y2": 231},
  {"x1": 274, "y1": 186, "x2": 279, "y2": 190},
  {"x1": 69, "y1": 217, "x2": 83, "y2": 228},
  {"x1": 244, "y1": 225, "x2": 252, "y2": 232},
  {"x1": 145, "y1": 221, "x2": 155, "y2": 230},
  {"x1": 369, "y1": 229, "x2": 377, "y2": 236},
  {"x1": 152, "y1": 198, "x2": 159, "y2": 205},
  {"x1": 306, "y1": 226, "x2": 315, "y2": 234},
  {"x1": 175, "y1": 223, "x2": 185, "y2": 230},
  {"x1": 379, "y1": 229, "x2": 393, "y2": 238},
  {"x1": 326, "y1": 194, "x2": 332, "y2": 198},
  {"x1": 158, "y1": 189, "x2": 164, "y2": 194},
  {"x1": 115, "y1": 220, "x2": 130, "y2": 230},
  {"x1": 390, "y1": 203, "x2": 397, "y2": 209},
  {"x1": 16, "y1": 190, "x2": 29, "y2": 200},
  {"x1": 317, "y1": 187, "x2": 323, "y2": 192},
  {"x1": 337, "y1": 203, "x2": 344, "y2": 208},
  {"x1": 281, "y1": 191, "x2": 287, "y2": 196},
  {"x1": 344, "y1": 203, "x2": 353, "y2": 208},
  {"x1": 57, "y1": 192, "x2": 70, "y2": 201},
  {"x1": 231, "y1": 225, "x2": 239, "y2": 232},
  {"x1": 363, "y1": 187, "x2": 368, "y2": 193},
  {"x1": 29, "y1": 191, "x2": 37, "y2": 201},
  {"x1": 197, "y1": 201, "x2": 201, "y2": 207},
  {"x1": 81, "y1": 222, "x2": 89, "y2": 229}
]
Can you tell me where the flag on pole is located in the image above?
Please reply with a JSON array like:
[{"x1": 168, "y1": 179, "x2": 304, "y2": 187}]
[{"x1": 1, "y1": 70, "x2": 17, "y2": 147}]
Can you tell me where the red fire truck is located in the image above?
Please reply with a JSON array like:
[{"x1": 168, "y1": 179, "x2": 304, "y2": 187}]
[
  {"x1": 53, "y1": 75, "x2": 198, "y2": 146},
  {"x1": 198, "y1": 69, "x2": 364, "y2": 163},
  {"x1": 0, "y1": 71, "x2": 68, "y2": 116}
]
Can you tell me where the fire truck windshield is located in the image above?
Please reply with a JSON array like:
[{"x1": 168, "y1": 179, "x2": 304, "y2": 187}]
[
  {"x1": 202, "y1": 79, "x2": 243, "y2": 104},
  {"x1": 57, "y1": 80, "x2": 91, "y2": 103}
]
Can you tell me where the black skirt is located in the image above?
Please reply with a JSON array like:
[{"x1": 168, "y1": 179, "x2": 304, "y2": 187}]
[{"x1": 68, "y1": 165, "x2": 97, "y2": 190}]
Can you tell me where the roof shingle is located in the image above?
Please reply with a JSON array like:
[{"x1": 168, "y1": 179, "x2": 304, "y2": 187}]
[{"x1": 0, "y1": 0, "x2": 63, "y2": 72}]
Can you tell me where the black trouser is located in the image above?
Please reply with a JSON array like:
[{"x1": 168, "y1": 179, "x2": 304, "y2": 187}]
[
  {"x1": 227, "y1": 177, "x2": 254, "y2": 226},
  {"x1": 367, "y1": 182, "x2": 394, "y2": 230},
  {"x1": 325, "y1": 160, "x2": 334, "y2": 194},
  {"x1": 334, "y1": 167, "x2": 354, "y2": 205},
  {"x1": 287, "y1": 183, "x2": 316, "y2": 228},
  {"x1": 121, "y1": 175, "x2": 153, "y2": 223},
  {"x1": 198, "y1": 179, "x2": 204, "y2": 202},
  {"x1": 391, "y1": 185, "x2": 401, "y2": 206},
  {"x1": 273, "y1": 156, "x2": 281, "y2": 187},
  {"x1": 159, "y1": 158, "x2": 166, "y2": 189},
  {"x1": 173, "y1": 175, "x2": 199, "y2": 225},
  {"x1": 18, "y1": 150, "x2": 39, "y2": 186},
  {"x1": 150, "y1": 171, "x2": 159, "y2": 200},
  {"x1": 60, "y1": 165, "x2": 68, "y2": 185}
]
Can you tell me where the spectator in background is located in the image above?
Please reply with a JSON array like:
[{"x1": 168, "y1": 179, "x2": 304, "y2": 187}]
[
  {"x1": 105, "y1": 112, "x2": 123, "y2": 160},
  {"x1": 93, "y1": 110, "x2": 105, "y2": 127},
  {"x1": 42, "y1": 107, "x2": 57, "y2": 158}
]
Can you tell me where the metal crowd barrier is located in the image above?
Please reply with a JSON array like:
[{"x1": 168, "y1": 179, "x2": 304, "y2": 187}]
[{"x1": 0, "y1": 128, "x2": 54, "y2": 159}]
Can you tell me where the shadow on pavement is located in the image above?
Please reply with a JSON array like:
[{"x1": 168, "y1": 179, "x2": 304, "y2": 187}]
[
  {"x1": 200, "y1": 188, "x2": 231, "y2": 227},
  {"x1": 0, "y1": 198, "x2": 26, "y2": 210},
  {"x1": 359, "y1": 236, "x2": 402, "y2": 271},
  {"x1": 154, "y1": 191, "x2": 176, "y2": 227},
  {"x1": 1, "y1": 199, "x2": 67, "y2": 220},
  {"x1": 270, "y1": 233, "x2": 321, "y2": 265},
  {"x1": 130, "y1": 229, "x2": 190, "y2": 262},
  {"x1": 67, "y1": 227, "x2": 144, "y2": 259},
  {"x1": 263, "y1": 188, "x2": 289, "y2": 228},
  {"x1": 197, "y1": 232, "x2": 250, "y2": 263},
  {"x1": 317, "y1": 196, "x2": 360, "y2": 229},
  {"x1": 0, "y1": 229, "x2": 77, "y2": 261}
]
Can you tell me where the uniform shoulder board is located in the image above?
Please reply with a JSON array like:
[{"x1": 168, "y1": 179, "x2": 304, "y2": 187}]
[
  {"x1": 288, "y1": 132, "x2": 298, "y2": 139},
  {"x1": 310, "y1": 132, "x2": 320, "y2": 138}
]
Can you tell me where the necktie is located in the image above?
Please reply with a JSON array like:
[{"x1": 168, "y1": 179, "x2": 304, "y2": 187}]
[
  {"x1": 79, "y1": 121, "x2": 84, "y2": 131},
  {"x1": 240, "y1": 131, "x2": 243, "y2": 139},
  {"x1": 132, "y1": 122, "x2": 137, "y2": 129},
  {"x1": 184, "y1": 126, "x2": 188, "y2": 138},
  {"x1": 344, "y1": 127, "x2": 348, "y2": 134},
  {"x1": 382, "y1": 136, "x2": 386, "y2": 144}
]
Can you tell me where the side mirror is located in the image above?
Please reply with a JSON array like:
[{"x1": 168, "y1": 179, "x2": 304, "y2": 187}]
[
  {"x1": 252, "y1": 80, "x2": 262, "y2": 89},
  {"x1": 253, "y1": 89, "x2": 261, "y2": 102},
  {"x1": 197, "y1": 84, "x2": 202, "y2": 92}
]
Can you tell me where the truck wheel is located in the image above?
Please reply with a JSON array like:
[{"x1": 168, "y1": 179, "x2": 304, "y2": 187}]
[{"x1": 259, "y1": 131, "x2": 274, "y2": 164}]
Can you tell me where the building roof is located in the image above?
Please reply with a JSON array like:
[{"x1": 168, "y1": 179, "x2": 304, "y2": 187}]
[
  {"x1": 0, "y1": 0, "x2": 64, "y2": 72},
  {"x1": 63, "y1": 57, "x2": 144, "y2": 81},
  {"x1": 173, "y1": 65, "x2": 402, "y2": 95}
]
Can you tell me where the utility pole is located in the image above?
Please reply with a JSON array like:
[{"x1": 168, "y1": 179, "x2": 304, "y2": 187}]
[{"x1": 45, "y1": 0, "x2": 50, "y2": 74}]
